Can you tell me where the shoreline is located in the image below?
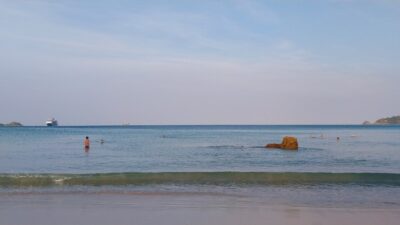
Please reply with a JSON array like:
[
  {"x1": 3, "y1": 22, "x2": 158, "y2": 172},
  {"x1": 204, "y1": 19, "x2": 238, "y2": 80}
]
[{"x1": 1, "y1": 192, "x2": 399, "y2": 225}]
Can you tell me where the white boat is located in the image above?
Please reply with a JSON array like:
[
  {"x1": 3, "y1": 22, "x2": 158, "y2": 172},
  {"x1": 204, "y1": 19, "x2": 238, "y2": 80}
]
[{"x1": 46, "y1": 118, "x2": 58, "y2": 126}]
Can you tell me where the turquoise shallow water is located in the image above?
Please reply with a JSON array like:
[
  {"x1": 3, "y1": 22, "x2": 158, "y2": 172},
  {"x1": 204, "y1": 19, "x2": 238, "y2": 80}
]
[{"x1": 0, "y1": 125, "x2": 399, "y2": 174}]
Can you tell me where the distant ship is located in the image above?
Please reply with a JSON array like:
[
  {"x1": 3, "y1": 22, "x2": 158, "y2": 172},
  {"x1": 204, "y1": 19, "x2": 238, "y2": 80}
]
[{"x1": 46, "y1": 118, "x2": 58, "y2": 126}]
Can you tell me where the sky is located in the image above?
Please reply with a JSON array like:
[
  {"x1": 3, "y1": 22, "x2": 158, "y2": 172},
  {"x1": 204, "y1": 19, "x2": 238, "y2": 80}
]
[{"x1": 0, "y1": 0, "x2": 399, "y2": 125}]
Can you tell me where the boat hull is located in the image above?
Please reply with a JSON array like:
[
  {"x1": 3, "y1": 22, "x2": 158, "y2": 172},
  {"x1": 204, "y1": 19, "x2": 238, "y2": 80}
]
[{"x1": 46, "y1": 119, "x2": 58, "y2": 126}]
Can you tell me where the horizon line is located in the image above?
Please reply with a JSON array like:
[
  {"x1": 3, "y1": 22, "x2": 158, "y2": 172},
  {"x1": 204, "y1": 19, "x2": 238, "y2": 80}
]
[{"x1": 6, "y1": 123, "x2": 397, "y2": 127}]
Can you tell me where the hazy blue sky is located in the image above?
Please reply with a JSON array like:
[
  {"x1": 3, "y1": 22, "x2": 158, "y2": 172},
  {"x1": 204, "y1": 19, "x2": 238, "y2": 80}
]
[{"x1": 1, "y1": 0, "x2": 399, "y2": 125}]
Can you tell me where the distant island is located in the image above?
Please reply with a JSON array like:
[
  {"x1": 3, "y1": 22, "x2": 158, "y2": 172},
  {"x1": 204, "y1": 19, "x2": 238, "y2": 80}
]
[
  {"x1": 0, "y1": 121, "x2": 23, "y2": 127},
  {"x1": 363, "y1": 115, "x2": 400, "y2": 125}
]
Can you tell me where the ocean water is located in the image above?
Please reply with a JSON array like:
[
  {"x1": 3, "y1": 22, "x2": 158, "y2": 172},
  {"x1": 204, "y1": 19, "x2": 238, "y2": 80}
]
[
  {"x1": 1, "y1": 125, "x2": 400, "y2": 207},
  {"x1": 0, "y1": 125, "x2": 399, "y2": 173}
]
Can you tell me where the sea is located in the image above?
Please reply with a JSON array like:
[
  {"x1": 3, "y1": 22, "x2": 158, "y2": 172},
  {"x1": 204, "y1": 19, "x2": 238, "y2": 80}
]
[{"x1": 1, "y1": 125, "x2": 400, "y2": 208}]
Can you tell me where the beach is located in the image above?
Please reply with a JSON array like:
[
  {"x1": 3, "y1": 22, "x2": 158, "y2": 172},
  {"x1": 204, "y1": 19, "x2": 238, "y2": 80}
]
[{"x1": 1, "y1": 191, "x2": 400, "y2": 225}]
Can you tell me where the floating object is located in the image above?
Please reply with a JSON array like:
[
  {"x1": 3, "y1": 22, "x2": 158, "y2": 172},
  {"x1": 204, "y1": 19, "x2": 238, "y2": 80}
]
[
  {"x1": 310, "y1": 134, "x2": 324, "y2": 139},
  {"x1": 46, "y1": 118, "x2": 58, "y2": 126},
  {"x1": 266, "y1": 136, "x2": 299, "y2": 150}
]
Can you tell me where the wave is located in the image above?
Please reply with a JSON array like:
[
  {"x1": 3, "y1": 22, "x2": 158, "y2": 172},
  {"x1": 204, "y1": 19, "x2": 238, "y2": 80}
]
[{"x1": 1, "y1": 172, "x2": 399, "y2": 187}]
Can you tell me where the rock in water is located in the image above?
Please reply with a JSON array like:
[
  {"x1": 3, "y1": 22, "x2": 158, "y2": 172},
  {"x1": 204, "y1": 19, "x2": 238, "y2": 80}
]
[
  {"x1": 362, "y1": 121, "x2": 371, "y2": 125},
  {"x1": 281, "y1": 136, "x2": 298, "y2": 150},
  {"x1": 265, "y1": 143, "x2": 282, "y2": 148},
  {"x1": 265, "y1": 136, "x2": 299, "y2": 150}
]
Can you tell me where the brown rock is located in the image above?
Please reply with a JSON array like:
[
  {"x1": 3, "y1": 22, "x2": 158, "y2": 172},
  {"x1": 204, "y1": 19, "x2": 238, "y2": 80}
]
[
  {"x1": 265, "y1": 136, "x2": 299, "y2": 150},
  {"x1": 281, "y1": 136, "x2": 298, "y2": 150},
  {"x1": 265, "y1": 143, "x2": 282, "y2": 148}
]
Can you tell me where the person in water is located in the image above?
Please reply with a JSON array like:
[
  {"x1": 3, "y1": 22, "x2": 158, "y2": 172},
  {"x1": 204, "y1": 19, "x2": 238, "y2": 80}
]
[{"x1": 84, "y1": 136, "x2": 90, "y2": 149}]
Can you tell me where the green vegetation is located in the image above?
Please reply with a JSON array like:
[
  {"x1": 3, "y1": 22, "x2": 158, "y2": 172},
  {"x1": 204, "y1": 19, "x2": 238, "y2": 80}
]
[
  {"x1": 375, "y1": 116, "x2": 400, "y2": 125},
  {"x1": 0, "y1": 122, "x2": 23, "y2": 127}
]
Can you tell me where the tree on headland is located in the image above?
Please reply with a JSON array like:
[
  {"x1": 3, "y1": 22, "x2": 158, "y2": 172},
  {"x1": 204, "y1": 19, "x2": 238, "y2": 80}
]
[
  {"x1": 374, "y1": 116, "x2": 400, "y2": 125},
  {"x1": 364, "y1": 115, "x2": 400, "y2": 125},
  {"x1": 0, "y1": 122, "x2": 23, "y2": 127}
]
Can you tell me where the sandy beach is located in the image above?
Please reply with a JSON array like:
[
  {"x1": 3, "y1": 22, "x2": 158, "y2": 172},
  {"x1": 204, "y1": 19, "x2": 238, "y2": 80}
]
[{"x1": 1, "y1": 192, "x2": 399, "y2": 225}]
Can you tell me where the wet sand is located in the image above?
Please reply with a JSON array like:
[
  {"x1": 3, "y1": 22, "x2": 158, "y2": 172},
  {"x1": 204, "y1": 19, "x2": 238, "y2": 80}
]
[{"x1": 1, "y1": 192, "x2": 399, "y2": 225}]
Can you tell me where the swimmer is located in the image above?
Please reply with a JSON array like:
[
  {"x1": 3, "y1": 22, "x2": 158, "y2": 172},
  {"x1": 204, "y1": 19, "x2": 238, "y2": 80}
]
[{"x1": 84, "y1": 136, "x2": 90, "y2": 149}]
